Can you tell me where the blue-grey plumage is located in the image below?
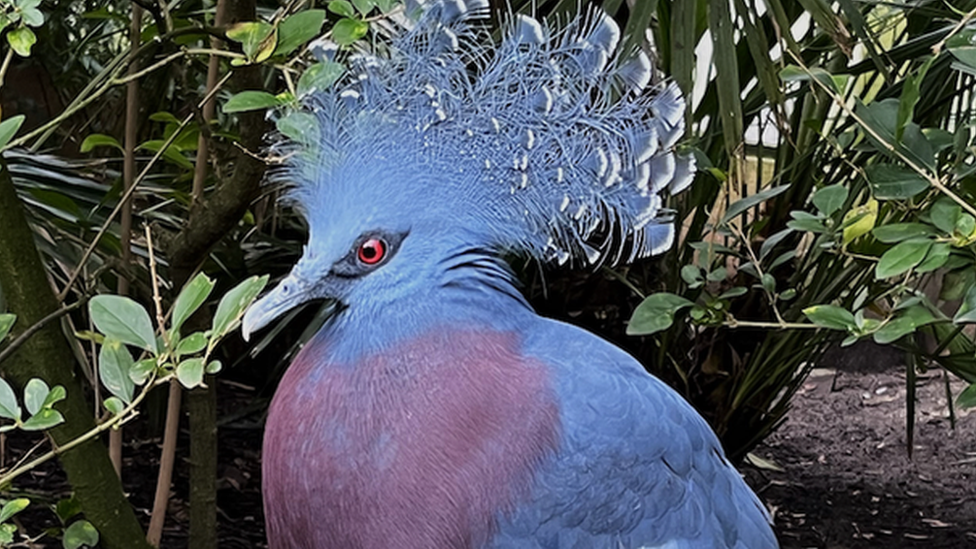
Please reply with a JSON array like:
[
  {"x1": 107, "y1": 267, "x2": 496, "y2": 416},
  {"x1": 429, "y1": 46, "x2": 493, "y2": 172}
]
[
  {"x1": 243, "y1": 1, "x2": 778, "y2": 548},
  {"x1": 490, "y1": 316, "x2": 778, "y2": 548}
]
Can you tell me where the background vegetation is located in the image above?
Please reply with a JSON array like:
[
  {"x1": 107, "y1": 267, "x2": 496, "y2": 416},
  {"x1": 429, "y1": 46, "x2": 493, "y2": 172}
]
[{"x1": 0, "y1": 0, "x2": 973, "y2": 546}]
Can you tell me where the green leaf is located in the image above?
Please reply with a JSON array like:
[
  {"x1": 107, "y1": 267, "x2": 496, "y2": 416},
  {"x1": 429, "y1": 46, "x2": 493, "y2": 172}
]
[
  {"x1": 41, "y1": 385, "x2": 66, "y2": 409},
  {"x1": 717, "y1": 286, "x2": 748, "y2": 300},
  {"x1": 274, "y1": 10, "x2": 326, "y2": 57},
  {"x1": 175, "y1": 332, "x2": 207, "y2": 356},
  {"x1": 176, "y1": 358, "x2": 205, "y2": 389},
  {"x1": 7, "y1": 26, "x2": 36, "y2": 57},
  {"x1": 813, "y1": 184, "x2": 848, "y2": 216},
  {"x1": 23, "y1": 378, "x2": 49, "y2": 416},
  {"x1": 0, "y1": 499, "x2": 29, "y2": 524},
  {"x1": 874, "y1": 306, "x2": 936, "y2": 344},
  {"x1": 21, "y1": 7, "x2": 43, "y2": 27},
  {"x1": 172, "y1": 273, "x2": 215, "y2": 334},
  {"x1": 865, "y1": 163, "x2": 929, "y2": 200},
  {"x1": 803, "y1": 305, "x2": 856, "y2": 331},
  {"x1": 627, "y1": 293, "x2": 695, "y2": 336},
  {"x1": 297, "y1": 61, "x2": 345, "y2": 96},
  {"x1": 98, "y1": 339, "x2": 135, "y2": 404},
  {"x1": 328, "y1": 0, "x2": 356, "y2": 17},
  {"x1": 63, "y1": 519, "x2": 99, "y2": 549},
  {"x1": 787, "y1": 211, "x2": 826, "y2": 233},
  {"x1": 896, "y1": 57, "x2": 933, "y2": 142},
  {"x1": 79, "y1": 133, "x2": 123, "y2": 153},
  {"x1": 103, "y1": 397, "x2": 124, "y2": 415},
  {"x1": 872, "y1": 223, "x2": 936, "y2": 243},
  {"x1": 0, "y1": 313, "x2": 15, "y2": 341},
  {"x1": 948, "y1": 28, "x2": 976, "y2": 72},
  {"x1": 930, "y1": 198, "x2": 962, "y2": 234},
  {"x1": 205, "y1": 359, "x2": 222, "y2": 374},
  {"x1": 721, "y1": 185, "x2": 790, "y2": 226},
  {"x1": 332, "y1": 17, "x2": 369, "y2": 46},
  {"x1": 680, "y1": 265, "x2": 703, "y2": 286},
  {"x1": 55, "y1": 496, "x2": 83, "y2": 523},
  {"x1": 842, "y1": 199, "x2": 878, "y2": 244},
  {"x1": 779, "y1": 64, "x2": 841, "y2": 94},
  {"x1": 137, "y1": 139, "x2": 194, "y2": 170},
  {"x1": 129, "y1": 358, "x2": 156, "y2": 385},
  {"x1": 0, "y1": 377, "x2": 21, "y2": 421},
  {"x1": 212, "y1": 275, "x2": 270, "y2": 339},
  {"x1": 875, "y1": 238, "x2": 932, "y2": 279},
  {"x1": 352, "y1": 0, "x2": 376, "y2": 14},
  {"x1": 223, "y1": 91, "x2": 282, "y2": 113},
  {"x1": 21, "y1": 408, "x2": 64, "y2": 431},
  {"x1": 954, "y1": 284, "x2": 976, "y2": 324},
  {"x1": 706, "y1": 267, "x2": 727, "y2": 282},
  {"x1": 225, "y1": 21, "x2": 275, "y2": 62},
  {"x1": 375, "y1": 0, "x2": 397, "y2": 12},
  {"x1": 0, "y1": 115, "x2": 25, "y2": 150},
  {"x1": 276, "y1": 111, "x2": 319, "y2": 144},
  {"x1": 89, "y1": 295, "x2": 158, "y2": 353},
  {"x1": 916, "y1": 242, "x2": 950, "y2": 273},
  {"x1": 957, "y1": 383, "x2": 976, "y2": 410}
]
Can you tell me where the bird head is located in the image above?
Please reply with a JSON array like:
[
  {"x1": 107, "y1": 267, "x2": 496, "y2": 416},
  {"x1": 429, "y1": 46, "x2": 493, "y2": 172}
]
[{"x1": 242, "y1": 1, "x2": 695, "y2": 340}]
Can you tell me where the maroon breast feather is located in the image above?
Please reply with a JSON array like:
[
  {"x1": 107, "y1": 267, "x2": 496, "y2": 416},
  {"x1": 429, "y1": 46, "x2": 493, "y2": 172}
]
[{"x1": 263, "y1": 328, "x2": 560, "y2": 549}]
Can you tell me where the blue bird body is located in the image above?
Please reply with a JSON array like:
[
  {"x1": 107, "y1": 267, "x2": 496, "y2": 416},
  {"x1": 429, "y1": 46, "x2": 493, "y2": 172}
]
[{"x1": 243, "y1": 2, "x2": 779, "y2": 547}]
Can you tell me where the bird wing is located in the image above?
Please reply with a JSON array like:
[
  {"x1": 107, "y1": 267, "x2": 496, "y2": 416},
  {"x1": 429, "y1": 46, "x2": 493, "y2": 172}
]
[{"x1": 489, "y1": 317, "x2": 778, "y2": 549}]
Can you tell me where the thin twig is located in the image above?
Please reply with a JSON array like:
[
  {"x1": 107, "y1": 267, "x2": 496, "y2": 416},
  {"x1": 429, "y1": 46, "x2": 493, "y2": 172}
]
[
  {"x1": 0, "y1": 374, "x2": 168, "y2": 488},
  {"x1": 0, "y1": 301, "x2": 85, "y2": 366},
  {"x1": 0, "y1": 48, "x2": 14, "y2": 89}
]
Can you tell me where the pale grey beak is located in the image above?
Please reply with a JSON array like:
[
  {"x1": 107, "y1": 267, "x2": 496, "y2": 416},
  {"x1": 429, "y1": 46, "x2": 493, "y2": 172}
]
[{"x1": 241, "y1": 274, "x2": 311, "y2": 341}]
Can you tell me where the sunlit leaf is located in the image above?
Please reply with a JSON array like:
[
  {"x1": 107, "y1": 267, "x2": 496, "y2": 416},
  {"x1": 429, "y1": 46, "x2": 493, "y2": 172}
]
[
  {"x1": 176, "y1": 358, "x2": 205, "y2": 389},
  {"x1": 23, "y1": 378, "x2": 49, "y2": 416},
  {"x1": 7, "y1": 26, "x2": 36, "y2": 57},
  {"x1": 0, "y1": 115, "x2": 25, "y2": 150},
  {"x1": 79, "y1": 133, "x2": 122, "y2": 153},
  {"x1": 172, "y1": 273, "x2": 215, "y2": 334},
  {"x1": 0, "y1": 377, "x2": 21, "y2": 421},
  {"x1": 89, "y1": 296, "x2": 157, "y2": 353},
  {"x1": 98, "y1": 339, "x2": 135, "y2": 404},
  {"x1": 21, "y1": 408, "x2": 64, "y2": 431},
  {"x1": 213, "y1": 275, "x2": 269, "y2": 339},
  {"x1": 63, "y1": 519, "x2": 99, "y2": 549},
  {"x1": 0, "y1": 499, "x2": 29, "y2": 524}
]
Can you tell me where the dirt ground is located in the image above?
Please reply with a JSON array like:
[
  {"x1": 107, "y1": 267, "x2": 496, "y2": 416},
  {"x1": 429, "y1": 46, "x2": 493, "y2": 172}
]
[
  {"x1": 6, "y1": 342, "x2": 976, "y2": 548},
  {"x1": 753, "y1": 343, "x2": 976, "y2": 549}
]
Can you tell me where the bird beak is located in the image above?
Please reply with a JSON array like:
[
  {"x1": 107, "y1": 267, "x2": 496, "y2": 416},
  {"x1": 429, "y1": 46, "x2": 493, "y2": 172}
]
[{"x1": 241, "y1": 273, "x2": 312, "y2": 341}]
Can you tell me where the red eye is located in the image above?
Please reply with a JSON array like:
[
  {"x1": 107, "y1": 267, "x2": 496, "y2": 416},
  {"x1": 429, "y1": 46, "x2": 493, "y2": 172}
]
[{"x1": 357, "y1": 237, "x2": 387, "y2": 265}]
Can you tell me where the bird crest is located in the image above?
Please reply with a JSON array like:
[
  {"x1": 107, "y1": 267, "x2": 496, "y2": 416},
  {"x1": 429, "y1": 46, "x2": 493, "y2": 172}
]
[{"x1": 272, "y1": 0, "x2": 695, "y2": 267}]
